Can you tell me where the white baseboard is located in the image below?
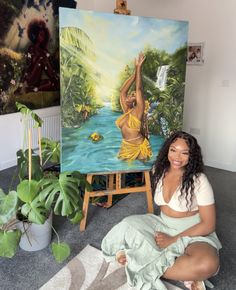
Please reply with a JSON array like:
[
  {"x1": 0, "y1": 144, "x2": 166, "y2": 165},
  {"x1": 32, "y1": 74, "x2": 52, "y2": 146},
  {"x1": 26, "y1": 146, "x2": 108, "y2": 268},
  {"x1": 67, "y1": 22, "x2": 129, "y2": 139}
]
[{"x1": 0, "y1": 159, "x2": 17, "y2": 171}]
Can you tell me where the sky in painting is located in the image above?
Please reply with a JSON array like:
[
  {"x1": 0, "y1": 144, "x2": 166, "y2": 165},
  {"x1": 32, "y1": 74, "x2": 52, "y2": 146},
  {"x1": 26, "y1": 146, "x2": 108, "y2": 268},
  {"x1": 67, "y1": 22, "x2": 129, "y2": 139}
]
[{"x1": 59, "y1": 8, "x2": 188, "y2": 99}]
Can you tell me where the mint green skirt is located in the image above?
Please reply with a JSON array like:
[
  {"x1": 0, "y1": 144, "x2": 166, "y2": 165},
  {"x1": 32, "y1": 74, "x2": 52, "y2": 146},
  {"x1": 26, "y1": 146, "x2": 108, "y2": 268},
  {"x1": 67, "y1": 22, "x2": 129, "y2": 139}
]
[{"x1": 101, "y1": 213, "x2": 222, "y2": 290}]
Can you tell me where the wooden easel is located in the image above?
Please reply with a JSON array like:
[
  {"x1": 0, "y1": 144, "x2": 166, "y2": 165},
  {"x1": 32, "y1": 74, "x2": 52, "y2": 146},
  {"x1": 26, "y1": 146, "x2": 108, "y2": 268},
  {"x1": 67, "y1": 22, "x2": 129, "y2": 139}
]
[{"x1": 80, "y1": 170, "x2": 153, "y2": 231}]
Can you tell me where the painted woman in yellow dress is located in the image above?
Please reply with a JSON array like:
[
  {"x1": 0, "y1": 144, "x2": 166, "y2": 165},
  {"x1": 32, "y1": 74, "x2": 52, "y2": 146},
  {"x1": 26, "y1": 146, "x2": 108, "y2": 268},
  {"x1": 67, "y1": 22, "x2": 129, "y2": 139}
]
[{"x1": 116, "y1": 52, "x2": 152, "y2": 161}]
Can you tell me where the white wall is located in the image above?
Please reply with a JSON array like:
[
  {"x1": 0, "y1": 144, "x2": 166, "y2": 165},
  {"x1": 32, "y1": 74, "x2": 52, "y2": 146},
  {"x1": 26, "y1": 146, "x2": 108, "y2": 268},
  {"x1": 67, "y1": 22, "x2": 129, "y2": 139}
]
[
  {"x1": 0, "y1": 112, "x2": 22, "y2": 170},
  {"x1": 1, "y1": 0, "x2": 235, "y2": 171},
  {"x1": 0, "y1": 106, "x2": 60, "y2": 170},
  {"x1": 76, "y1": 0, "x2": 236, "y2": 171}
]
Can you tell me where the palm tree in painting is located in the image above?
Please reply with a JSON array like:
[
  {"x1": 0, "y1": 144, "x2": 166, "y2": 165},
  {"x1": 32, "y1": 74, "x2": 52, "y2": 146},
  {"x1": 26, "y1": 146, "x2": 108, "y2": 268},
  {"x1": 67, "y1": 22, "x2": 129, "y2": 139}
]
[{"x1": 60, "y1": 27, "x2": 100, "y2": 127}]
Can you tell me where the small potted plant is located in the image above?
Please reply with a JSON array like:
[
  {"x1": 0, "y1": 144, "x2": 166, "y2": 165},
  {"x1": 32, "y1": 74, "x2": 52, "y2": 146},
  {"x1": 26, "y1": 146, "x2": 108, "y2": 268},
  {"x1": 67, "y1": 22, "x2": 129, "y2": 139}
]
[{"x1": 0, "y1": 102, "x2": 91, "y2": 263}]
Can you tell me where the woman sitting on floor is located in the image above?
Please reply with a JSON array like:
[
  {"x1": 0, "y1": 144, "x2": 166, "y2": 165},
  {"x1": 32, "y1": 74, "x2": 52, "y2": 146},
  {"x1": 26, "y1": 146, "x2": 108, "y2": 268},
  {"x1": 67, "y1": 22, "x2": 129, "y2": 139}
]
[{"x1": 101, "y1": 131, "x2": 222, "y2": 290}]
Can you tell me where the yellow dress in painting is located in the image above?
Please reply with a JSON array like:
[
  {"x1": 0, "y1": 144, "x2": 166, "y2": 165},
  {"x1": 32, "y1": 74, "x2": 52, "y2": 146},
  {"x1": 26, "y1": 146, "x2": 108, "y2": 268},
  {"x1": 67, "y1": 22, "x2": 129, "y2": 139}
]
[
  {"x1": 116, "y1": 110, "x2": 152, "y2": 161},
  {"x1": 118, "y1": 138, "x2": 152, "y2": 161}
]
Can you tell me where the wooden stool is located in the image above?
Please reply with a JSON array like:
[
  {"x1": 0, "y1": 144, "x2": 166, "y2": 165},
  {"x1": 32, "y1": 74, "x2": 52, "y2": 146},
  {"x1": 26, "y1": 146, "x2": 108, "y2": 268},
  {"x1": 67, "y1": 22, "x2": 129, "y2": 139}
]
[{"x1": 80, "y1": 170, "x2": 153, "y2": 231}]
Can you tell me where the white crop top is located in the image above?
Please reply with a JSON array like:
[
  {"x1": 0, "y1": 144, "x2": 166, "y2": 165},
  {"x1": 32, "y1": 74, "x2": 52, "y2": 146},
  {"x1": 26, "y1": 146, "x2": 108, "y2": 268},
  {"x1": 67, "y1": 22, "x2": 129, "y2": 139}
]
[{"x1": 154, "y1": 173, "x2": 215, "y2": 212}]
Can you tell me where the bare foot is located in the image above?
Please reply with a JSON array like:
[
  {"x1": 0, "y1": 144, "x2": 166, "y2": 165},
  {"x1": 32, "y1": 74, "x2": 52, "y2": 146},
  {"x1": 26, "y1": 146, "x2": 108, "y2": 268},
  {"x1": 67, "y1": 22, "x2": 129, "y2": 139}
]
[
  {"x1": 184, "y1": 281, "x2": 206, "y2": 290},
  {"x1": 116, "y1": 250, "x2": 127, "y2": 265},
  {"x1": 192, "y1": 281, "x2": 206, "y2": 290},
  {"x1": 183, "y1": 281, "x2": 193, "y2": 289}
]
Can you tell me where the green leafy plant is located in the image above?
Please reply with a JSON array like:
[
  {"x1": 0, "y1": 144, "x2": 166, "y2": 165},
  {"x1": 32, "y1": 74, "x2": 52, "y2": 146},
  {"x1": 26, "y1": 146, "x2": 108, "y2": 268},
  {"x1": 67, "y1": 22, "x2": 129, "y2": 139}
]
[{"x1": 0, "y1": 102, "x2": 90, "y2": 262}]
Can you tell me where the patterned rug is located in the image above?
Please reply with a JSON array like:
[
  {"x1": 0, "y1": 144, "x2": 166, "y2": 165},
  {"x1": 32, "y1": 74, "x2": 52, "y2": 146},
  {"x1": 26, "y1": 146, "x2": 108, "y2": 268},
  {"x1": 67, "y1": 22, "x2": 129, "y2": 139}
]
[{"x1": 39, "y1": 245, "x2": 183, "y2": 290}]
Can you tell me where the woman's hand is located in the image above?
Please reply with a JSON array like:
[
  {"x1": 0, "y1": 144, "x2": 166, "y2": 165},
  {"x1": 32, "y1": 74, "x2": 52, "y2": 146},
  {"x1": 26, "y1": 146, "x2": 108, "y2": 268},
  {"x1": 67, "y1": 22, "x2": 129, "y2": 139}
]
[
  {"x1": 155, "y1": 232, "x2": 177, "y2": 249},
  {"x1": 135, "y1": 52, "x2": 146, "y2": 68}
]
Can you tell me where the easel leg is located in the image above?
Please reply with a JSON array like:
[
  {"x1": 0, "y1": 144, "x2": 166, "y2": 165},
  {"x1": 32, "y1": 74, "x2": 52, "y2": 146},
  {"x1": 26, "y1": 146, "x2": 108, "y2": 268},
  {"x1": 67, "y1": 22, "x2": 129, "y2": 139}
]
[
  {"x1": 106, "y1": 174, "x2": 114, "y2": 207},
  {"x1": 144, "y1": 171, "x2": 154, "y2": 213},
  {"x1": 80, "y1": 174, "x2": 93, "y2": 231},
  {"x1": 116, "y1": 173, "x2": 122, "y2": 190}
]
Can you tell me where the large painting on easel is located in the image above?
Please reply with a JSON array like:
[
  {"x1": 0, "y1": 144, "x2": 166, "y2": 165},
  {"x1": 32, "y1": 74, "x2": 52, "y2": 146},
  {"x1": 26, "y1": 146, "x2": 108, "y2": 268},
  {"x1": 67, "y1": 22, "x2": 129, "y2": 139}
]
[{"x1": 60, "y1": 8, "x2": 188, "y2": 174}]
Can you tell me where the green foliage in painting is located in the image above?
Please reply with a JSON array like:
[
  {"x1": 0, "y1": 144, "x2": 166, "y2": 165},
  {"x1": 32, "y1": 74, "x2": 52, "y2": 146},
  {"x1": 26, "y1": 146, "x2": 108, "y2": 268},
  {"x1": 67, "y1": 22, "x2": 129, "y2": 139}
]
[
  {"x1": 153, "y1": 46, "x2": 187, "y2": 137},
  {"x1": 60, "y1": 24, "x2": 187, "y2": 137},
  {"x1": 60, "y1": 27, "x2": 102, "y2": 128},
  {"x1": 111, "y1": 45, "x2": 187, "y2": 138}
]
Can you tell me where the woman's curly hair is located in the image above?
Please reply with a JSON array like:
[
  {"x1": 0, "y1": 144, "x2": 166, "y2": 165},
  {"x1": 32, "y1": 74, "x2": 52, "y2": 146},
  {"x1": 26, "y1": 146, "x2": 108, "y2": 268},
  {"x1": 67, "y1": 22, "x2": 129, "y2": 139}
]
[{"x1": 152, "y1": 131, "x2": 204, "y2": 209}]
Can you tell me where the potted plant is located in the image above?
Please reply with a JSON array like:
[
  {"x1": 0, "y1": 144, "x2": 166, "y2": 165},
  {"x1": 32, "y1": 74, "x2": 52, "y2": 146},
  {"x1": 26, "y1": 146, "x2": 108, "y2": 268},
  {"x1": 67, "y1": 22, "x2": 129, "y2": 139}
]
[{"x1": 0, "y1": 102, "x2": 91, "y2": 262}]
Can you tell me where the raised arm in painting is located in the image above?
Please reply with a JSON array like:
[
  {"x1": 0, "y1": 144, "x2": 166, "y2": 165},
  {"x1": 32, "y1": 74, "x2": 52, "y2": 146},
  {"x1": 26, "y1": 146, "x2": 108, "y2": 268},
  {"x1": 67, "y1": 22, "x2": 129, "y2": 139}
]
[
  {"x1": 135, "y1": 53, "x2": 145, "y2": 119},
  {"x1": 120, "y1": 69, "x2": 136, "y2": 112}
]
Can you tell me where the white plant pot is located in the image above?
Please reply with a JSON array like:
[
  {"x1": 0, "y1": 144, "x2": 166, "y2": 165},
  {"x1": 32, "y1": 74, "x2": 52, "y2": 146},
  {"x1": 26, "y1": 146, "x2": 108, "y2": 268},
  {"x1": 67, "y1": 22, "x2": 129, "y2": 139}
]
[{"x1": 17, "y1": 213, "x2": 52, "y2": 252}]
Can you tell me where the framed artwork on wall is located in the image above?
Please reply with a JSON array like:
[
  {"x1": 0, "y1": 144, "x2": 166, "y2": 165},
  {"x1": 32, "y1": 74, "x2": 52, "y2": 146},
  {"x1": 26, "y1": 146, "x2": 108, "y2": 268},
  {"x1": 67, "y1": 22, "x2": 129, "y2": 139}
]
[
  {"x1": 187, "y1": 42, "x2": 204, "y2": 65},
  {"x1": 0, "y1": 1, "x2": 77, "y2": 115}
]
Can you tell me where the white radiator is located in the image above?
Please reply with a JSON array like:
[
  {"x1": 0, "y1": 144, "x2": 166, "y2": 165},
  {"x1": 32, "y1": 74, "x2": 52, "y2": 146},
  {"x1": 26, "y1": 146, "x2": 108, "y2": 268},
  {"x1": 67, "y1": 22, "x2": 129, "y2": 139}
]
[{"x1": 23, "y1": 106, "x2": 60, "y2": 149}]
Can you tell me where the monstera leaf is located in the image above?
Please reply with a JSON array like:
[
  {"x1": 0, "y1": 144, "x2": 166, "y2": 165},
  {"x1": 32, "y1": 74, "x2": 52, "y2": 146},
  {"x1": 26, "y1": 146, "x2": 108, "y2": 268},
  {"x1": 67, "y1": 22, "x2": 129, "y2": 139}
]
[
  {"x1": 17, "y1": 149, "x2": 43, "y2": 181},
  {"x1": 16, "y1": 102, "x2": 43, "y2": 128},
  {"x1": 0, "y1": 189, "x2": 18, "y2": 225},
  {"x1": 39, "y1": 171, "x2": 84, "y2": 217},
  {"x1": 20, "y1": 195, "x2": 48, "y2": 225},
  {"x1": 17, "y1": 180, "x2": 48, "y2": 224}
]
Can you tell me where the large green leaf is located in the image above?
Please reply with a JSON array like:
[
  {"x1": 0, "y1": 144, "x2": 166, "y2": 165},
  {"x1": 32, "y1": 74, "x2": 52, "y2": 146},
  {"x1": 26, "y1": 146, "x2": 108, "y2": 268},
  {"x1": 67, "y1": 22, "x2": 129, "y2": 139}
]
[
  {"x1": 0, "y1": 189, "x2": 18, "y2": 225},
  {"x1": 0, "y1": 229, "x2": 21, "y2": 258},
  {"x1": 60, "y1": 27, "x2": 94, "y2": 58},
  {"x1": 51, "y1": 242, "x2": 71, "y2": 263},
  {"x1": 17, "y1": 149, "x2": 43, "y2": 181},
  {"x1": 39, "y1": 172, "x2": 85, "y2": 217},
  {"x1": 17, "y1": 180, "x2": 39, "y2": 203},
  {"x1": 16, "y1": 102, "x2": 43, "y2": 128},
  {"x1": 21, "y1": 196, "x2": 48, "y2": 224},
  {"x1": 72, "y1": 171, "x2": 93, "y2": 192}
]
